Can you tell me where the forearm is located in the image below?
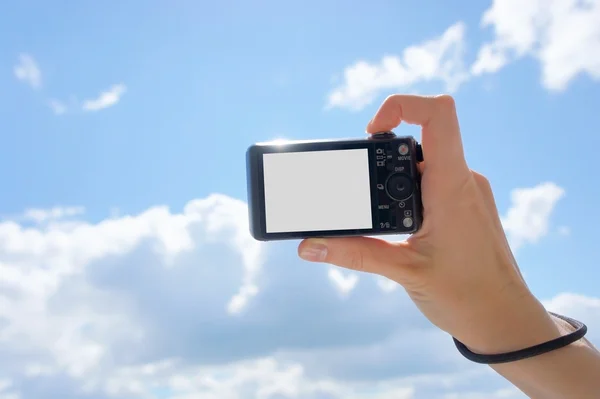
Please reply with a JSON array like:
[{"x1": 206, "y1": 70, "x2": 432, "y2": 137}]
[
  {"x1": 490, "y1": 315, "x2": 600, "y2": 399},
  {"x1": 463, "y1": 296, "x2": 600, "y2": 399}
]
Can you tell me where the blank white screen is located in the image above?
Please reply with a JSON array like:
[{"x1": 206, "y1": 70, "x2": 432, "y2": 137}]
[{"x1": 263, "y1": 149, "x2": 373, "y2": 233}]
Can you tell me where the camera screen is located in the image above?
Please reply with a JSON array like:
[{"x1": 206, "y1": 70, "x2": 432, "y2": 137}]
[{"x1": 262, "y1": 148, "x2": 373, "y2": 233}]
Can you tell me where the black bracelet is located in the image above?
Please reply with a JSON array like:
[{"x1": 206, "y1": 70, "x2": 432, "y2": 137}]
[{"x1": 453, "y1": 312, "x2": 587, "y2": 364}]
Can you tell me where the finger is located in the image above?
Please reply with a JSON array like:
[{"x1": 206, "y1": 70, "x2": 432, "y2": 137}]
[
  {"x1": 366, "y1": 94, "x2": 468, "y2": 175},
  {"x1": 298, "y1": 236, "x2": 415, "y2": 278}
]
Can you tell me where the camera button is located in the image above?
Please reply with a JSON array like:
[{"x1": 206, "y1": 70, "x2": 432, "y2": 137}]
[
  {"x1": 398, "y1": 144, "x2": 409, "y2": 155},
  {"x1": 402, "y1": 217, "x2": 414, "y2": 228},
  {"x1": 385, "y1": 173, "x2": 414, "y2": 201}
]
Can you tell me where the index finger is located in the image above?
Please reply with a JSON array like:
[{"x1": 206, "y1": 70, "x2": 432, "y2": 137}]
[{"x1": 366, "y1": 94, "x2": 468, "y2": 174}]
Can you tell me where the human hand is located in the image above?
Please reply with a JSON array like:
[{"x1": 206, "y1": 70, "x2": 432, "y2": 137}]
[{"x1": 298, "y1": 94, "x2": 561, "y2": 354}]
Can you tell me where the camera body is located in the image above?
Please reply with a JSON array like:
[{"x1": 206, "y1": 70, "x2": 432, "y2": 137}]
[{"x1": 246, "y1": 131, "x2": 423, "y2": 241}]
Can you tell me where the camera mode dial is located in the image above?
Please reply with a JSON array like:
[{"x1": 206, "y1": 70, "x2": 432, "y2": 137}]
[{"x1": 369, "y1": 131, "x2": 396, "y2": 140}]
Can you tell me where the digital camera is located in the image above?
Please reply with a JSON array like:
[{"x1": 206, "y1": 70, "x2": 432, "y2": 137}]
[{"x1": 246, "y1": 131, "x2": 423, "y2": 241}]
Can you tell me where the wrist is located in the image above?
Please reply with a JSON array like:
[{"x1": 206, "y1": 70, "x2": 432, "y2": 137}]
[{"x1": 455, "y1": 292, "x2": 562, "y2": 355}]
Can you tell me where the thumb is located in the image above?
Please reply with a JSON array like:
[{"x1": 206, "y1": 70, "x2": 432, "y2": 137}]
[{"x1": 298, "y1": 236, "x2": 414, "y2": 277}]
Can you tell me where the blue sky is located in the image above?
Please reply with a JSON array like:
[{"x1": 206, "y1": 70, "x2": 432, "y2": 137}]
[{"x1": 1, "y1": 1, "x2": 600, "y2": 398}]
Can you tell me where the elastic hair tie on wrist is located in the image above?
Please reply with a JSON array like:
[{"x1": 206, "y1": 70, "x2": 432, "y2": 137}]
[{"x1": 453, "y1": 312, "x2": 587, "y2": 364}]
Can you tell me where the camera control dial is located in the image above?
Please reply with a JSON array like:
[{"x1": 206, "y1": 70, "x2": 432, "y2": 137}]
[{"x1": 385, "y1": 173, "x2": 414, "y2": 201}]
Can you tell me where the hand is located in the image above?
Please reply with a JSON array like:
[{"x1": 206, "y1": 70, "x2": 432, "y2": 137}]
[{"x1": 298, "y1": 94, "x2": 561, "y2": 353}]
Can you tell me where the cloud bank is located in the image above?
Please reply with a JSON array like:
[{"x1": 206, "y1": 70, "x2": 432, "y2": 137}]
[{"x1": 0, "y1": 181, "x2": 597, "y2": 399}]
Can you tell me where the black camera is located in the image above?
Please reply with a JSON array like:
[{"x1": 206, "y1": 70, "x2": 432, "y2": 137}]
[{"x1": 246, "y1": 131, "x2": 423, "y2": 241}]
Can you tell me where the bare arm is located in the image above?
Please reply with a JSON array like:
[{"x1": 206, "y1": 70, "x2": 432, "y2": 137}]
[{"x1": 484, "y1": 307, "x2": 600, "y2": 398}]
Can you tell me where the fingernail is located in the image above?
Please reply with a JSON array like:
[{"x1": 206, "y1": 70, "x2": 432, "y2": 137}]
[{"x1": 299, "y1": 242, "x2": 328, "y2": 262}]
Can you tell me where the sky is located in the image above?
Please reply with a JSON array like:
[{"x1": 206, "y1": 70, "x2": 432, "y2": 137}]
[{"x1": 0, "y1": 0, "x2": 600, "y2": 398}]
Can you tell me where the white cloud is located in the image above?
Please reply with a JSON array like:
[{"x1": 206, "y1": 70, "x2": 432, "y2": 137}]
[
  {"x1": 377, "y1": 276, "x2": 400, "y2": 293},
  {"x1": 328, "y1": 267, "x2": 359, "y2": 295},
  {"x1": 328, "y1": 0, "x2": 600, "y2": 110},
  {"x1": 20, "y1": 206, "x2": 85, "y2": 224},
  {"x1": 82, "y1": 84, "x2": 127, "y2": 111},
  {"x1": 544, "y1": 293, "x2": 600, "y2": 334},
  {"x1": 14, "y1": 54, "x2": 41, "y2": 89},
  {"x1": 0, "y1": 186, "x2": 593, "y2": 399},
  {"x1": 0, "y1": 195, "x2": 265, "y2": 381},
  {"x1": 327, "y1": 22, "x2": 469, "y2": 111},
  {"x1": 470, "y1": 43, "x2": 508, "y2": 75},
  {"x1": 472, "y1": 0, "x2": 600, "y2": 90},
  {"x1": 501, "y1": 182, "x2": 565, "y2": 250},
  {"x1": 12, "y1": 55, "x2": 127, "y2": 115},
  {"x1": 48, "y1": 99, "x2": 68, "y2": 115}
]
